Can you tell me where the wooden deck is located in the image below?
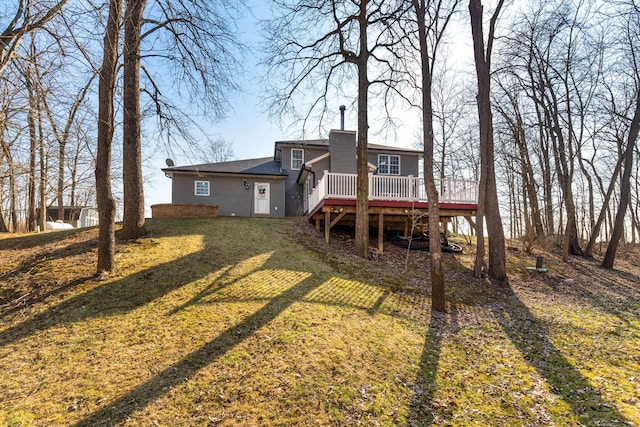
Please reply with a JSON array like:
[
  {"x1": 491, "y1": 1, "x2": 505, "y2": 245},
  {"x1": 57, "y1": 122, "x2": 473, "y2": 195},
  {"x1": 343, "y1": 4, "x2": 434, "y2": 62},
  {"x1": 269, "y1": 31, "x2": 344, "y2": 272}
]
[{"x1": 305, "y1": 173, "x2": 478, "y2": 252}]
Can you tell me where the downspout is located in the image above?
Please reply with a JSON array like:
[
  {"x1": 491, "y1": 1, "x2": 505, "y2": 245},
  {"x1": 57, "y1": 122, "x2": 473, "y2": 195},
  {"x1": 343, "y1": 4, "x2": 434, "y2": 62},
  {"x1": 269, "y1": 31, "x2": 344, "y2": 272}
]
[
  {"x1": 250, "y1": 182, "x2": 254, "y2": 218},
  {"x1": 301, "y1": 164, "x2": 316, "y2": 188}
]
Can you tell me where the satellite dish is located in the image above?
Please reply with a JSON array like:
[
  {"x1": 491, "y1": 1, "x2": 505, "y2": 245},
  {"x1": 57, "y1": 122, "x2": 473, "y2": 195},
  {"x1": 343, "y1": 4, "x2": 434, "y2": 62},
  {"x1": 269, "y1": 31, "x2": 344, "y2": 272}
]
[{"x1": 165, "y1": 158, "x2": 175, "y2": 167}]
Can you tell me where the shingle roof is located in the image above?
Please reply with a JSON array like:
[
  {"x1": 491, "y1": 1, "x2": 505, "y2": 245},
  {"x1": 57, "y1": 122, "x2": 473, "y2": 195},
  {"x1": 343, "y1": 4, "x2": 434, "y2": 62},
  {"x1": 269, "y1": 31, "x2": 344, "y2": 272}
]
[
  {"x1": 275, "y1": 139, "x2": 329, "y2": 147},
  {"x1": 368, "y1": 143, "x2": 422, "y2": 154},
  {"x1": 162, "y1": 157, "x2": 287, "y2": 177},
  {"x1": 275, "y1": 138, "x2": 421, "y2": 154}
]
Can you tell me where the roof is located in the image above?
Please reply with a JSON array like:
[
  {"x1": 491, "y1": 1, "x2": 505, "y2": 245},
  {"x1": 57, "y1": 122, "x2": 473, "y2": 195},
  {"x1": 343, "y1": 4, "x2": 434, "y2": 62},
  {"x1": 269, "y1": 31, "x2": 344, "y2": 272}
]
[
  {"x1": 274, "y1": 138, "x2": 421, "y2": 155},
  {"x1": 368, "y1": 143, "x2": 422, "y2": 155},
  {"x1": 162, "y1": 157, "x2": 288, "y2": 177},
  {"x1": 275, "y1": 139, "x2": 329, "y2": 148}
]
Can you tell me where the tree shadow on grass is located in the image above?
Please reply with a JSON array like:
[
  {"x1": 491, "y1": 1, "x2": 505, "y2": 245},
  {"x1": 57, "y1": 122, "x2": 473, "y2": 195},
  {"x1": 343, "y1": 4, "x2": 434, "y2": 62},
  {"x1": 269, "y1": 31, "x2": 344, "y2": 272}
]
[
  {"x1": 165, "y1": 254, "x2": 275, "y2": 316},
  {"x1": 0, "y1": 275, "x2": 95, "y2": 321},
  {"x1": 0, "y1": 238, "x2": 97, "y2": 283},
  {"x1": 0, "y1": 226, "x2": 268, "y2": 348},
  {"x1": 0, "y1": 227, "x2": 89, "y2": 251},
  {"x1": 0, "y1": 236, "x2": 101, "y2": 319},
  {"x1": 407, "y1": 305, "x2": 458, "y2": 427},
  {"x1": 490, "y1": 284, "x2": 630, "y2": 425},
  {"x1": 559, "y1": 257, "x2": 640, "y2": 324},
  {"x1": 405, "y1": 251, "x2": 631, "y2": 426},
  {"x1": 72, "y1": 273, "x2": 324, "y2": 427}
]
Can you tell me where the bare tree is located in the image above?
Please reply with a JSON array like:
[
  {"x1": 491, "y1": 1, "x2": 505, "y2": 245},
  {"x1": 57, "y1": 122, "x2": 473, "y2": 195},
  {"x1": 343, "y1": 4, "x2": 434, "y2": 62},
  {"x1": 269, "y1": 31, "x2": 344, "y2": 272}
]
[
  {"x1": 494, "y1": 76, "x2": 545, "y2": 240},
  {"x1": 0, "y1": 132, "x2": 19, "y2": 232},
  {"x1": 25, "y1": 45, "x2": 39, "y2": 232},
  {"x1": 469, "y1": 0, "x2": 507, "y2": 282},
  {"x1": 200, "y1": 137, "x2": 235, "y2": 163},
  {"x1": 0, "y1": 76, "x2": 23, "y2": 232},
  {"x1": 118, "y1": 0, "x2": 244, "y2": 239},
  {"x1": 264, "y1": 0, "x2": 408, "y2": 259},
  {"x1": 96, "y1": 0, "x2": 122, "y2": 273},
  {"x1": 584, "y1": 121, "x2": 625, "y2": 257},
  {"x1": 603, "y1": 2, "x2": 640, "y2": 269},
  {"x1": 121, "y1": 0, "x2": 147, "y2": 240},
  {"x1": 41, "y1": 74, "x2": 96, "y2": 222},
  {"x1": 0, "y1": 1, "x2": 68, "y2": 75},
  {"x1": 410, "y1": 0, "x2": 460, "y2": 311}
]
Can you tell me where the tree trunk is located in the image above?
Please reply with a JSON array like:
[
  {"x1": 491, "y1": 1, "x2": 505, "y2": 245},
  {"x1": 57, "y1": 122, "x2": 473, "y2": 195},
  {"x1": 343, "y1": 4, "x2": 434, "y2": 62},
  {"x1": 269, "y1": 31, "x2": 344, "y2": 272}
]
[
  {"x1": 70, "y1": 137, "x2": 82, "y2": 207},
  {"x1": 551, "y1": 124, "x2": 582, "y2": 259},
  {"x1": 96, "y1": 0, "x2": 122, "y2": 273},
  {"x1": 1, "y1": 141, "x2": 17, "y2": 232},
  {"x1": 57, "y1": 141, "x2": 66, "y2": 219},
  {"x1": 27, "y1": 79, "x2": 38, "y2": 231},
  {"x1": 36, "y1": 91, "x2": 47, "y2": 231},
  {"x1": 602, "y1": 89, "x2": 640, "y2": 269},
  {"x1": 584, "y1": 149, "x2": 623, "y2": 257},
  {"x1": 39, "y1": 122, "x2": 47, "y2": 232},
  {"x1": 121, "y1": 0, "x2": 147, "y2": 240},
  {"x1": 469, "y1": 0, "x2": 507, "y2": 282},
  {"x1": 515, "y1": 116, "x2": 544, "y2": 237},
  {"x1": 0, "y1": 211, "x2": 7, "y2": 232},
  {"x1": 10, "y1": 162, "x2": 17, "y2": 232},
  {"x1": 354, "y1": 0, "x2": 369, "y2": 260},
  {"x1": 412, "y1": 0, "x2": 445, "y2": 312},
  {"x1": 26, "y1": 40, "x2": 39, "y2": 232}
]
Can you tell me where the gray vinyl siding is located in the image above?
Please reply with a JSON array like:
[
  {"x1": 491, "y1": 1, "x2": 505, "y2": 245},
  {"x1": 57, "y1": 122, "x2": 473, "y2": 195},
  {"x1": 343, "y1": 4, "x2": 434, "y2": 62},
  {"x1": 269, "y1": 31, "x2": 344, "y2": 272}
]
[
  {"x1": 305, "y1": 155, "x2": 331, "y2": 186},
  {"x1": 281, "y1": 146, "x2": 330, "y2": 216},
  {"x1": 367, "y1": 152, "x2": 420, "y2": 177},
  {"x1": 171, "y1": 173, "x2": 285, "y2": 217},
  {"x1": 329, "y1": 130, "x2": 357, "y2": 174}
]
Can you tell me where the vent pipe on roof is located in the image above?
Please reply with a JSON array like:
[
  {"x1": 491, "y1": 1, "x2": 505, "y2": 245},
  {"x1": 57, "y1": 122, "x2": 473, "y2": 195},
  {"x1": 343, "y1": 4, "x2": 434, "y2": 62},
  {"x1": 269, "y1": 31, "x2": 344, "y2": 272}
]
[{"x1": 339, "y1": 105, "x2": 346, "y2": 130}]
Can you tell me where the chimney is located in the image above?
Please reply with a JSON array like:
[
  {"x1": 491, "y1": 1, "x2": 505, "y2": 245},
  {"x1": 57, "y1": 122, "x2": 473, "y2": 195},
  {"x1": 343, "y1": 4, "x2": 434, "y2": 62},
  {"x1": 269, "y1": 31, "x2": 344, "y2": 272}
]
[
  {"x1": 339, "y1": 105, "x2": 346, "y2": 130},
  {"x1": 329, "y1": 129, "x2": 357, "y2": 174}
]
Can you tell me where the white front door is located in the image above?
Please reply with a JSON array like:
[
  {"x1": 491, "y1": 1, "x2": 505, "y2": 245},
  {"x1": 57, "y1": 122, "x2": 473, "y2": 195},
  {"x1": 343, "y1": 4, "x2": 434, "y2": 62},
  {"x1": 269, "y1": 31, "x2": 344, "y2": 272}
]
[{"x1": 254, "y1": 182, "x2": 270, "y2": 215}]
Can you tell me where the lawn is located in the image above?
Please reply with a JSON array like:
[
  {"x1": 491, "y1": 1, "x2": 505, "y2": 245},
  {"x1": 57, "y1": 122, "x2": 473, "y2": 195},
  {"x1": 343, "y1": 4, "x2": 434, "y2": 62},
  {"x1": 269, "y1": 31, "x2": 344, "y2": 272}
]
[{"x1": 0, "y1": 218, "x2": 638, "y2": 426}]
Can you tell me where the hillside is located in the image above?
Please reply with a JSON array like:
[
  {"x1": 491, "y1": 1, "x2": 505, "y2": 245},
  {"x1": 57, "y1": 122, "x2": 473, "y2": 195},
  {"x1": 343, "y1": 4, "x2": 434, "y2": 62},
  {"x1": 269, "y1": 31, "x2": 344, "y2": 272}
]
[{"x1": 0, "y1": 218, "x2": 638, "y2": 426}]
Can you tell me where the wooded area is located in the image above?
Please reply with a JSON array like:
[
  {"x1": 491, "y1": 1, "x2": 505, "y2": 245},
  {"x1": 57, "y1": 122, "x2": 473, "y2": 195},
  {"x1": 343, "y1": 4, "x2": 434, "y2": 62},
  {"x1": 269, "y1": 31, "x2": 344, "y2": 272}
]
[{"x1": 1, "y1": 0, "x2": 639, "y2": 276}]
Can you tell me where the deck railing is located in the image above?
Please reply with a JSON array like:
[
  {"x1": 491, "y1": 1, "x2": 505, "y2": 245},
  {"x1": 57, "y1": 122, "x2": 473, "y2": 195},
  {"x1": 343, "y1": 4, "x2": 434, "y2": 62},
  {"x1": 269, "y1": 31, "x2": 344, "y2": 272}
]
[{"x1": 307, "y1": 171, "x2": 478, "y2": 213}]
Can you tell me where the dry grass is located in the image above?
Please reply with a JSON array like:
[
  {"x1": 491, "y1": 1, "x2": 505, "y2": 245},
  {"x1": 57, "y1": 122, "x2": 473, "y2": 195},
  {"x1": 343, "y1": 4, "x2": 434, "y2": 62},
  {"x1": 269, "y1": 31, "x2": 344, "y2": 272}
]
[{"x1": 0, "y1": 218, "x2": 638, "y2": 426}]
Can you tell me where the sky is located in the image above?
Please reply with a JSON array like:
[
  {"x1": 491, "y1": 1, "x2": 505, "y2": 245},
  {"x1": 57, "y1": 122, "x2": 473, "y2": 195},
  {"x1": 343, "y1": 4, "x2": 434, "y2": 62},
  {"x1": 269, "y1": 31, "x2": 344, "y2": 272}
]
[{"x1": 141, "y1": 0, "x2": 476, "y2": 216}]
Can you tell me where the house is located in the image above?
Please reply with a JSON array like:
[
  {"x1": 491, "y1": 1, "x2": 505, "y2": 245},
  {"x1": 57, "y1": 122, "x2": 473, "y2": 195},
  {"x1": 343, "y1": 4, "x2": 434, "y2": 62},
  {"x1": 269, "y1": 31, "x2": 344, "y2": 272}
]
[
  {"x1": 159, "y1": 129, "x2": 478, "y2": 249},
  {"x1": 161, "y1": 129, "x2": 424, "y2": 217},
  {"x1": 160, "y1": 156, "x2": 287, "y2": 217}
]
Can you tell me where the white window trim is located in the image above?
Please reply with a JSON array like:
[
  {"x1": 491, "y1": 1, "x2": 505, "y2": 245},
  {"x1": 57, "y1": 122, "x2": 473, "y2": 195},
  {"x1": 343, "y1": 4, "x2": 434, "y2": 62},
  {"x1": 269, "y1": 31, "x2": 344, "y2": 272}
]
[
  {"x1": 194, "y1": 180, "x2": 210, "y2": 196},
  {"x1": 378, "y1": 154, "x2": 401, "y2": 175},
  {"x1": 291, "y1": 148, "x2": 304, "y2": 170}
]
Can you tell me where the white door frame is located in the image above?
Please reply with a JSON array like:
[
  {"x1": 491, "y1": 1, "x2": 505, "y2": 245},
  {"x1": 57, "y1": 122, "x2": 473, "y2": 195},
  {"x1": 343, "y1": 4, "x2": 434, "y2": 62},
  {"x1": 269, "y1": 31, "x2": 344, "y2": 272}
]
[{"x1": 254, "y1": 182, "x2": 270, "y2": 215}]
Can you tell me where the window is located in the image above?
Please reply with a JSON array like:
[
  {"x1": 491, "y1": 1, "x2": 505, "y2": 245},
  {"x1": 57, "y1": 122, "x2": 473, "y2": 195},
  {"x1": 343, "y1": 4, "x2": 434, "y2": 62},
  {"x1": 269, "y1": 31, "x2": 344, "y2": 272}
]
[
  {"x1": 291, "y1": 148, "x2": 304, "y2": 170},
  {"x1": 378, "y1": 154, "x2": 400, "y2": 175},
  {"x1": 194, "y1": 180, "x2": 210, "y2": 196}
]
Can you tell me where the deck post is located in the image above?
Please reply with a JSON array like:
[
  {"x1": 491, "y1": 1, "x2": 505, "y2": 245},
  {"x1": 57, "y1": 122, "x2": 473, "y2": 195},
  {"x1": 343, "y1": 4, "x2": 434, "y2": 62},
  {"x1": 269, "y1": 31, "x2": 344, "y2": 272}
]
[
  {"x1": 378, "y1": 213, "x2": 384, "y2": 252},
  {"x1": 325, "y1": 210, "x2": 331, "y2": 243},
  {"x1": 464, "y1": 216, "x2": 477, "y2": 234}
]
